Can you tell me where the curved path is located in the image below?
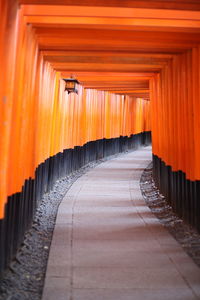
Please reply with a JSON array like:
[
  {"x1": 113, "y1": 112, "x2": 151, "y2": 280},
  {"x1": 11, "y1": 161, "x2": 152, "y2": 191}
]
[{"x1": 42, "y1": 147, "x2": 200, "y2": 300}]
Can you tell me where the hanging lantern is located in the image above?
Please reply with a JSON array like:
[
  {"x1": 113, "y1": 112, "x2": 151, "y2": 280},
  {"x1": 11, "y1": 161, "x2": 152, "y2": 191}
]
[{"x1": 63, "y1": 76, "x2": 80, "y2": 94}]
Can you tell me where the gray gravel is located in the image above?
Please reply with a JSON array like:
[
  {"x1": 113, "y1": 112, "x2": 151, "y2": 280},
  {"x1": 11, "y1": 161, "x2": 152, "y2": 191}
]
[
  {"x1": 0, "y1": 151, "x2": 130, "y2": 300},
  {"x1": 140, "y1": 162, "x2": 200, "y2": 268}
]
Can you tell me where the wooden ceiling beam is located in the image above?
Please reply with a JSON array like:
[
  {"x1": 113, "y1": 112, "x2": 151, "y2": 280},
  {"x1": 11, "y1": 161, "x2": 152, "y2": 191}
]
[
  {"x1": 60, "y1": 71, "x2": 155, "y2": 78},
  {"x1": 52, "y1": 63, "x2": 163, "y2": 72},
  {"x1": 38, "y1": 37, "x2": 196, "y2": 52},
  {"x1": 96, "y1": 88, "x2": 149, "y2": 92},
  {"x1": 30, "y1": 24, "x2": 200, "y2": 33},
  {"x1": 82, "y1": 82, "x2": 149, "y2": 87},
  {"x1": 106, "y1": 91, "x2": 150, "y2": 97},
  {"x1": 104, "y1": 89, "x2": 149, "y2": 92},
  {"x1": 19, "y1": 0, "x2": 200, "y2": 11},
  {"x1": 35, "y1": 28, "x2": 200, "y2": 53},
  {"x1": 22, "y1": 6, "x2": 200, "y2": 20},
  {"x1": 25, "y1": 15, "x2": 200, "y2": 30},
  {"x1": 35, "y1": 28, "x2": 200, "y2": 43},
  {"x1": 47, "y1": 56, "x2": 169, "y2": 65},
  {"x1": 42, "y1": 50, "x2": 173, "y2": 59}
]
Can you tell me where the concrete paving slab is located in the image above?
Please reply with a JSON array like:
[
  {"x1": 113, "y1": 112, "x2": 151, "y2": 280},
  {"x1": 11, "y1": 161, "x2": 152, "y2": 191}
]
[
  {"x1": 72, "y1": 248, "x2": 171, "y2": 268},
  {"x1": 42, "y1": 147, "x2": 200, "y2": 300},
  {"x1": 42, "y1": 277, "x2": 70, "y2": 300},
  {"x1": 73, "y1": 266, "x2": 187, "y2": 289},
  {"x1": 45, "y1": 263, "x2": 71, "y2": 278},
  {"x1": 73, "y1": 226, "x2": 155, "y2": 241},
  {"x1": 50, "y1": 224, "x2": 72, "y2": 246},
  {"x1": 73, "y1": 288, "x2": 197, "y2": 300},
  {"x1": 73, "y1": 239, "x2": 161, "y2": 252}
]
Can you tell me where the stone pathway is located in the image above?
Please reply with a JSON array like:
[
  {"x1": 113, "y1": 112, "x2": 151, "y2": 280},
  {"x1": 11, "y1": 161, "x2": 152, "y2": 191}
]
[{"x1": 42, "y1": 147, "x2": 200, "y2": 300}]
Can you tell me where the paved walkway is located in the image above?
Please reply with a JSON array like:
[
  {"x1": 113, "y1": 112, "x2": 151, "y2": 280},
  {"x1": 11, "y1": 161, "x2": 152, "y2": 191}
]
[{"x1": 42, "y1": 147, "x2": 200, "y2": 300}]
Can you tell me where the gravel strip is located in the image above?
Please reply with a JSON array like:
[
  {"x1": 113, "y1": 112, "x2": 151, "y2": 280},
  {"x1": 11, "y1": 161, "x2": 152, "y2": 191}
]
[
  {"x1": 140, "y1": 162, "x2": 200, "y2": 268},
  {"x1": 0, "y1": 151, "x2": 131, "y2": 300}
]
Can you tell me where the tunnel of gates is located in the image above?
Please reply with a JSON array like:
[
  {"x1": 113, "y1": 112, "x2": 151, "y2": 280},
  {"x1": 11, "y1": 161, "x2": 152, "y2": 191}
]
[
  {"x1": 1, "y1": 0, "x2": 200, "y2": 277},
  {"x1": 0, "y1": 0, "x2": 151, "y2": 276}
]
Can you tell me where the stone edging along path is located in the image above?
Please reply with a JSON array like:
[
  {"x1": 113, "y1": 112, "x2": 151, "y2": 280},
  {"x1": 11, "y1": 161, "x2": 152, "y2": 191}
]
[{"x1": 140, "y1": 162, "x2": 200, "y2": 268}]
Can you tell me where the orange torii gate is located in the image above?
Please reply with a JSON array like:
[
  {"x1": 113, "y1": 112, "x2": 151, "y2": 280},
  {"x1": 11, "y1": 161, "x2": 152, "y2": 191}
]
[{"x1": 1, "y1": 0, "x2": 200, "y2": 275}]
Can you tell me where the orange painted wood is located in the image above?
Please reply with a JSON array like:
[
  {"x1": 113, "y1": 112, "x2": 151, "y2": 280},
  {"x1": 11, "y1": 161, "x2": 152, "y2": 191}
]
[
  {"x1": 2, "y1": 0, "x2": 200, "y2": 220},
  {"x1": 19, "y1": 0, "x2": 200, "y2": 11},
  {"x1": 25, "y1": 15, "x2": 200, "y2": 30},
  {"x1": 0, "y1": 2, "x2": 151, "y2": 218},
  {"x1": 22, "y1": 5, "x2": 200, "y2": 21}
]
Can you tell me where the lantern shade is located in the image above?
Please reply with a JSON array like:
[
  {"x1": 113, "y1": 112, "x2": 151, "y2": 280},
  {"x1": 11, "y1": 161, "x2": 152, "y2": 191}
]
[{"x1": 63, "y1": 78, "x2": 80, "y2": 94}]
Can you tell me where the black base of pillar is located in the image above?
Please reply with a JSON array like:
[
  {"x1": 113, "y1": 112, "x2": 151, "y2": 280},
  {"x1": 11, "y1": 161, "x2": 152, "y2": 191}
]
[{"x1": 153, "y1": 154, "x2": 200, "y2": 233}]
